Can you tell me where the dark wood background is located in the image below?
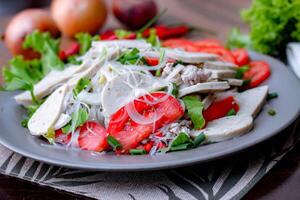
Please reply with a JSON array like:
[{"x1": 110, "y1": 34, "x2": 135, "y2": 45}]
[{"x1": 0, "y1": 0, "x2": 299, "y2": 199}]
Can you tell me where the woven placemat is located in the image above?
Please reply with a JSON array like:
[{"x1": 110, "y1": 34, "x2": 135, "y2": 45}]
[{"x1": 0, "y1": 117, "x2": 299, "y2": 200}]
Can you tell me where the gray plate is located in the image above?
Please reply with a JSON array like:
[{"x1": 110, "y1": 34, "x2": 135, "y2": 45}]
[{"x1": 0, "y1": 52, "x2": 300, "y2": 171}]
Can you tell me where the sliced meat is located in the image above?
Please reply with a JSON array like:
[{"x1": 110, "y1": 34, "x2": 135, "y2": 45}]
[
  {"x1": 234, "y1": 85, "x2": 269, "y2": 117},
  {"x1": 204, "y1": 61, "x2": 238, "y2": 70},
  {"x1": 207, "y1": 69, "x2": 236, "y2": 79},
  {"x1": 28, "y1": 84, "x2": 68, "y2": 136},
  {"x1": 53, "y1": 113, "x2": 71, "y2": 130},
  {"x1": 92, "y1": 40, "x2": 151, "y2": 49},
  {"x1": 14, "y1": 64, "x2": 87, "y2": 106},
  {"x1": 165, "y1": 49, "x2": 218, "y2": 63},
  {"x1": 78, "y1": 90, "x2": 102, "y2": 105},
  {"x1": 190, "y1": 115, "x2": 253, "y2": 142},
  {"x1": 178, "y1": 81, "x2": 230, "y2": 97},
  {"x1": 223, "y1": 78, "x2": 244, "y2": 86}
]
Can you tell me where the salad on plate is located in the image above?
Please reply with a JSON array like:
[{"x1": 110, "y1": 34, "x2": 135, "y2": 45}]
[{"x1": 11, "y1": 37, "x2": 274, "y2": 155}]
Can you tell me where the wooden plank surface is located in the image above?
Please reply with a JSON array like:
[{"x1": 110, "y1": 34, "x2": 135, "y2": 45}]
[{"x1": 0, "y1": 0, "x2": 299, "y2": 200}]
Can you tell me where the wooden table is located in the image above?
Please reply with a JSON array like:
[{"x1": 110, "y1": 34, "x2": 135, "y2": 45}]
[{"x1": 0, "y1": 0, "x2": 299, "y2": 199}]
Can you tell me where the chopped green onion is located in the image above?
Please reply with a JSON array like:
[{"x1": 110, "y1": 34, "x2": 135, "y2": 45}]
[
  {"x1": 268, "y1": 109, "x2": 276, "y2": 116},
  {"x1": 107, "y1": 136, "x2": 122, "y2": 150},
  {"x1": 171, "y1": 82, "x2": 179, "y2": 97},
  {"x1": 226, "y1": 108, "x2": 236, "y2": 116},
  {"x1": 267, "y1": 92, "x2": 278, "y2": 101},
  {"x1": 129, "y1": 149, "x2": 147, "y2": 155},
  {"x1": 192, "y1": 133, "x2": 206, "y2": 147},
  {"x1": 155, "y1": 69, "x2": 161, "y2": 77},
  {"x1": 242, "y1": 79, "x2": 251, "y2": 86},
  {"x1": 170, "y1": 143, "x2": 192, "y2": 151}
]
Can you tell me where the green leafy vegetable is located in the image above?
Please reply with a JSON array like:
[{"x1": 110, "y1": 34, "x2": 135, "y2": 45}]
[
  {"x1": 73, "y1": 78, "x2": 91, "y2": 96},
  {"x1": 75, "y1": 33, "x2": 99, "y2": 55},
  {"x1": 192, "y1": 133, "x2": 206, "y2": 147},
  {"x1": 241, "y1": 0, "x2": 300, "y2": 55},
  {"x1": 268, "y1": 109, "x2": 276, "y2": 116},
  {"x1": 146, "y1": 28, "x2": 159, "y2": 47},
  {"x1": 235, "y1": 66, "x2": 249, "y2": 79},
  {"x1": 226, "y1": 28, "x2": 252, "y2": 50},
  {"x1": 114, "y1": 29, "x2": 133, "y2": 39},
  {"x1": 171, "y1": 132, "x2": 192, "y2": 147},
  {"x1": 2, "y1": 56, "x2": 43, "y2": 91},
  {"x1": 62, "y1": 108, "x2": 89, "y2": 134},
  {"x1": 171, "y1": 82, "x2": 179, "y2": 97},
  {"x1": 183, "y1": 95, "x2": 205, "y2": 129},
  {"x1": 226, "y1": 108, "x2": 236, "y2": 116},
  {"x1": 168, "y1": 132, "x2": 205, "y2": 152},
  {"x1": 107, "y1": 135, "x2": 122, "y2": 150},
  {"x1": 23, "y1": 30, "x2": 64, "y2": 74},
  {"x1": 117, "y1": 48, "x2": 147, "y2": 65},
  {"x1": 129, "y1": 149, "x2": 147, "y2": 155},
  {"x1": 267, "y1": 92, "x2": 279, "y2": 101}
]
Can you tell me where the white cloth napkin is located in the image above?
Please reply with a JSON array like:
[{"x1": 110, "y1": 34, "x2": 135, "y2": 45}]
[{"x1": 286, "y1": 42, "x2": 300, "y2": 79}]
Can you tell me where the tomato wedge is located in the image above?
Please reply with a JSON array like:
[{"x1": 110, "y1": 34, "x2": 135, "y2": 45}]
[
  {"x1": 194, "y1": 39, "x2": 223, "y2": 48},
  {"x1": 78, "y1": 121, "x2": 109, "y2": 152},
  {"x1": 54, "y1": 129, "x2": 71, "y2": 144},
  {"x1": 243, "y1": 61, "x2": 271, "y2": 88},
  {"x1": 144, "y1": 57, "x2": 159, "y2": 66},
  {"x1": 203, "y1": 96, "x2": 239, "y2": 122},
  {"x1": 198, "y1": 46, "x2": 236, "y2": 63},
  {"x1": 107, "y1": 92, "x2": 184, "y2": 153},
  {"x1": 232, "y1": 49, "x2": 250, "y2": 66}
]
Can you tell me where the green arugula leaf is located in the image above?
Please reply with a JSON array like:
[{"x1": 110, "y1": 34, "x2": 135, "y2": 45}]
[
  {"x1": 117, "y1": 48, "x2": 147, "y2": 65},
  {"x1": 183, "y1": 95, "x2": 205, "y2": 129},
  {"x1": 75, "y1": 33, "x2": 99, "y2": 55},
  {"x1": 2, "y1": 56, "x2": 43, "y2": 91},
  {"x1": 62, "y1": 108, "x2": 89, "y2": 134},
  {"x1": 23, "y1": 30, "x2": 64, "y2": 74},
  {"x1": 73, "y1": 78, "x2": 91, "y2": 97},
  {"x1": 171, "y1": 132, "x2": 192, "y2": 147}
]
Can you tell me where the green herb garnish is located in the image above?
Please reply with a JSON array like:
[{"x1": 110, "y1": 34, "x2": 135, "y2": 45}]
[
  {"x1": 183, "y1": 95, "x2": 205, "y2": 129},
  {"x1": 226, "y1": 108, "x2": 237, "y2": 116},
  {"x1": 235, "y1": 66, "x2": 249, "y2": 79},
  {"x1": 62, "y1": 108, "x2": 89, "y2": 134},
  {"x1": 75, "y1": 33, "x2": 99, "y2": 55},
  {"x1": 117, "y1": 48, "x2": 146, "y2": 65},
  {"x1": 171, "y1": 82, "x2": 179, "y2": 97},
  {"x1": 226, "y1": 28, "x2": 252, "y2": 50},
  {"x1": 73, "y1": 78, "x2": 91, "y2": 97},
  {"x1": 192, "y1": 133, "x2": 206, "y2": 147},
  {"x1": 107, "y1": 136, "x2": 122, "y2": 151}
]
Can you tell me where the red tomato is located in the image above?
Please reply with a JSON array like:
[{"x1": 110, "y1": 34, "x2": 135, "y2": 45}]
[
  {"x1": 143, "y1": 141, "x2": 154, "y2": 153},
  {"x1": 107, "y1": 92, "x2": 184, "y2": 153},
  {"x1": 100, "y1": 30, "x2": 118, "y2": 40},
  {"x1": 54, "y1": 129, "x2": 71, "y2": 144},
  {"x1": 198, "y1": 46, "x2": 236, "y2": 63},
  {"x1": 78, "y1": 121, "x2": 109, "y2": 152},
  {"x1": 232, "y1": 49, "x2": 250, "y2": 66},
  {"x1": 203, "y1": 96, "x2": 239, "y2": 122},
  {"x1": 162, "y1": 38, "x2": 201, "y2": 52},
  {"x1": 194, "y1": 39, "x2": 223, "y2": 48},
  {"x1": 59, "y1": 42, "x2": 80, "y2": 61},
  {"x1": 243, "y1": 61, "x2": 271, "y2": 88}
]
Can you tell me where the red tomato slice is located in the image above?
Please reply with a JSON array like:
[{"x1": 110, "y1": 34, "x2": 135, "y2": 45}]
[
  {"x1": 59, "y1": 42, "x2": 80, "y2": 61},
  {"x1": 198, "y1": 47, "x2": 236, "y2": 64},
  {"x1": 54, "y1": 129, "x2": 71, "y2": 144},
  {"x1": 107, "y1": 92, "x2": 184, "y2": 153},
  {"x1": 232, "y1": 49, "x2": 250, "y2": 66},
  {"x1": 144, "y1": 57, "x2": 159, "y2": 66},
  {"x1": 78, "y1": 121, "x2": 109, "y2": 152},
  {"x1": 203, "y1": 96, "x2": 239, "y2": 122},
  {"x1": 243, "y1": 61, "x2": 271, "y2": 88},
  {"x1": 194, "y1": 39, "x2": 223, "y2": 48}
]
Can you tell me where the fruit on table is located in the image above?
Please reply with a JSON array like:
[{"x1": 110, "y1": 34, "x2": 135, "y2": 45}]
[
  {"x1": 4, "y1": 9, "x2": 60, "y2": 59},
  {"x1": 51, "y1": 0, "x2": 107, "y2": 38}
]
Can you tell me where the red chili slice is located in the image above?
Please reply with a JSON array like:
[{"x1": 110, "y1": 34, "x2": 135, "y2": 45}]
[
  {"x1": 107, "y1": 92, "x2": 184, "y2": 153},
  {"x1": 203, "y1": 96, "x2": 239, "y2": 122}
]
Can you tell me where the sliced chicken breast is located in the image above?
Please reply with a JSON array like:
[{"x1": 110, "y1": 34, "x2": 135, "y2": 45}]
[
  {"x1": 204, "y1": 61, "x2": 238, "y2": 70},
  {"x1": 235, "y1": 85, "x2": 269, "y2": 117},
  {"x1": 92, "y1": 40, "x2": 151, "y2": 49},
  {"x1": 28, "y1": 84, "x2": 68, "y2": 136},
  {"x1": 14, "y1": 64, "x2": 88, "y2": 106},
  {"x1": 53, "y1": 113, "x2": 71, "y2": 130},
  {"x1": 78, "y1": 90, "x2": 102, "y2": 105},
  {"x1": 191, "y1": 115, "x2": 253, "y2": 142},
  {"x1": 223, "y1": 78, "x2": 244, "y2": 86},
  {"x1": 165, "y1": 49, "x2": 218, "y2": 63},
  {"x1": 178, "y1": 81, "x2": 230, "y2": 97}
]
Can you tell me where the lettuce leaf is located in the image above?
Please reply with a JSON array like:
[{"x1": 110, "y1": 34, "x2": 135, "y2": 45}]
[
  {"x1": 75, "y1": 33, "x2": 99, "y2": 55},
  {"x1": 182, "y1": 95, "x2": 205, "y2": 130}
]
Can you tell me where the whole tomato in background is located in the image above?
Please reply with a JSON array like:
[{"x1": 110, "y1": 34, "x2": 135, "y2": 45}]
[
  {"x1": 113, "y1": 0, "x2": 158, "y2": 30},
  {"x1": 4, "y1": 9, "x2": 60, "y2": 59},
  {"x1": 51, "y1": 0, "x2": 107, "y2": 38}
]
